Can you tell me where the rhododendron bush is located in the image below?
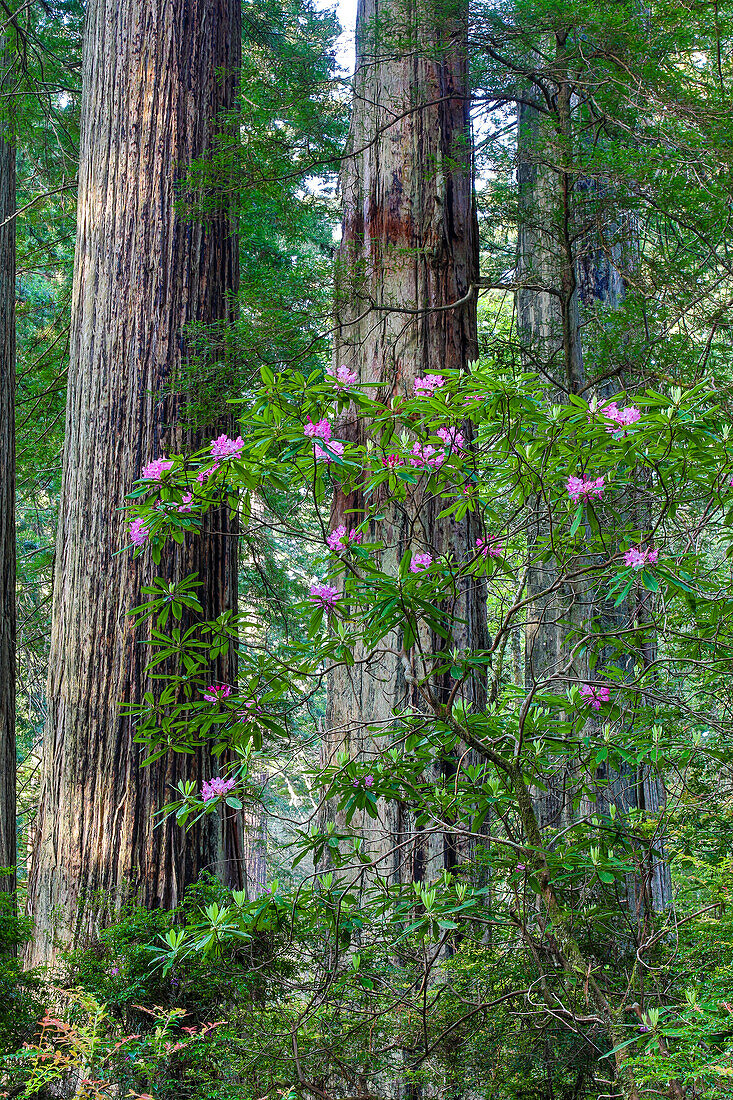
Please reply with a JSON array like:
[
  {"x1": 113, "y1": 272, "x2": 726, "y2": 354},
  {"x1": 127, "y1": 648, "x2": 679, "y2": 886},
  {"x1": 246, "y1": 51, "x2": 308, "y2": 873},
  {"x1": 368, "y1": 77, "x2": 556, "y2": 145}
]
[
  {"x1": 115, "y1": 359, "x2": 733, "y2": 1095},
  {"x1": 105, "y1": 352, "x2": 733, "y2": 1100}
]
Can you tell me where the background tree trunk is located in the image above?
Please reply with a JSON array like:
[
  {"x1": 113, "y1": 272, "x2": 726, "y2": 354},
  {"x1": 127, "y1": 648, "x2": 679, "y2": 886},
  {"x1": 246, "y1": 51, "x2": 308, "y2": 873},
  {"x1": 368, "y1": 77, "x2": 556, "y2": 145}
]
[
  {"x1": 0, "y1": 44, "x2": 16, "y2": 898},
  {"x1": 27, "y1": 0, "x2": 242, "y2": 965},
  {"x1": 327, "y1": 0, "x2": 487, "y2": 888},
  {"x1": 516, "y1": 79, "x2": 671, "y2": 911}
]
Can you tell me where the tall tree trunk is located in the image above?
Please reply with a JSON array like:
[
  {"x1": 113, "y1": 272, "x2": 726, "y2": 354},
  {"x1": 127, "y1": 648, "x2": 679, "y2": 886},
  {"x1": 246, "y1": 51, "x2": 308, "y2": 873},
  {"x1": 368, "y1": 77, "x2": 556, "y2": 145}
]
[
  {"x1": 327, "y1": 0, "x2": 486, "y2": 888},
  {"x1": 0, "y1": 46, "x2": 16, "y2": 899},
  {"x1": 27, "y1": 0, "x2": 242, "y2": 965},
  {"x1": 517, "y1": 74, "x2": 671, "y2": 909}
]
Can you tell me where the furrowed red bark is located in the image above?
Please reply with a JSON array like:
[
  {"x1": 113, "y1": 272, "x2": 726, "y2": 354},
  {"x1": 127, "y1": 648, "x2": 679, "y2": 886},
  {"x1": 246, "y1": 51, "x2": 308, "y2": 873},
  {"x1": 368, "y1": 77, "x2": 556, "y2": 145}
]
[
  {"x1": 27, "y1": 0, "x2": 242, "y2": 964},
  {"x1": 326, "y1": 0, "x2": 487, "y2": 886},
  {"x1": 0, "y1": 47, "x2": 16, "y2": 899}
]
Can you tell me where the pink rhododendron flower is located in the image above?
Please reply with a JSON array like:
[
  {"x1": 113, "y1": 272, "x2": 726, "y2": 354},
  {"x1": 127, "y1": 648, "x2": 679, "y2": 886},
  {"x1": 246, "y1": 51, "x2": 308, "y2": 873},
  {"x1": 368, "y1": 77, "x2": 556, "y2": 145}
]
[
  {"x1": 413, "y1": 374, "x2": 444, "y2": 396},
  {"x1": 177, "y1": 493, "x2": 193, "y2": 513},
  {"x1": 382, "y1": 453, "x2": 404, "y2": 470},
  {"x1": 210, "y1": 434, "x2": 245, "y2": 459},
  {"x1": 601, "y1": 402, "x2": 641, "y2": 434},
  {"x1": 364, "y1": 774, "x2": 374, "y2": 788},
  {"x1": 567, "y1": 475, "x2": 605, "y2": 503},
  {"x1": 129, "y1": 518, "x2": 149, "y2": 547},
  {"x1": 476, "y1": 536, "x2": 502, "y2": 558},
  {"x1": 437, "y1": 426, "x2": 465, "y2": 451},
  {"x1": 309, "y1": 582, "x2": 340, "y2": 609},
  {"x1": 326, "y1": 363, "x2": 358, "y2": 390},
  {"x1": 203, "y1": 684, "x2": 231, "y2": 703},
  {"x1": 196, "y1": 463, "x2": 220, "y2": 483},
  {"x1": 409, "y1": 442, "x2": 446, "y2": 470},
  {"x1": 624, "y1": 546, "x2": 658, "y2": 570},
  {"x1": 201, "y1": 777, "x2": 236, "y2": 802},
  {"x1": 410, "y1": 552, "x2": 433, "y2": 573},
  {"x1": 314, "y1": 439, "x2": 344, "y2": 464},
  {"x1": 326, "y1": 525, "x2": 363, "y2": 553},
  {"x1": 304, "y1": 417, "x2": 332, "y2": 441},
  {"x1": 141, "y1": 457, "x2": 173, "y2": 480},
  {"x1": 579, "y1": 684, "x2": 611, "y2": 710}
]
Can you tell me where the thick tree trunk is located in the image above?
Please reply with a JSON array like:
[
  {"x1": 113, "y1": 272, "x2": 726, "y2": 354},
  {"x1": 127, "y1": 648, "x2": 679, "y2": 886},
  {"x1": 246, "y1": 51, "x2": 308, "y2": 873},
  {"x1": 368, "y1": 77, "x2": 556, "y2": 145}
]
[
  {"x1": 27, "y1": 0, "x2": 242, "y2": 965},
  {"x1": 0, "y1": 58, "x2": 16, "y2": 897},
  {"x1": 326, "y1": 0, "x2": 487, "y2": 887}
]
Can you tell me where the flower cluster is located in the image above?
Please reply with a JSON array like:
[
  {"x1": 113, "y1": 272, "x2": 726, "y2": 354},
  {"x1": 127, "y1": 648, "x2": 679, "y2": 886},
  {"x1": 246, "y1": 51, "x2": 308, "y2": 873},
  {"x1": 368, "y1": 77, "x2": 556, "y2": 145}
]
[
  {"x1": 304, "y1": 419, "x2": 344, "y2": 463},
  {"x1": 409, "y1": 442, "x2": 445, "y2": 470},
  {"x1": 201, "y1": 777, "x2": 236, "y2": 802},
  {"x1": 326, "y1": 525, "x2": 363, "y2": 553},
  {"x1": 314, "y1": 440, "x2": 344, "y2": 464},
  {"x1": 304, "y1": 418, "x2": 332, "y2": 441},
  {"x1": 326, "y1": 363, "x2": 358, "y2": 390},
  {"x1": 579, "y1": 683, "x2": 611, "y2": 710},
  {"x1": 141, "y1": 457, "x2": 173, "y2": 481},
  {"x1": 129, "y1": 518, "x2": 149, "y2": 547},
  {"x1": 437, "y1": 426, "x2": 465, "y2": 451},
  {"x1": 476, "y1": 536, "x2": 502, "y2": 558},
  {"x1": 309, "y1": 582, "x2": 339, "y2": 609},
  {"x1": 352, "y1": 774, "x2": 374, "y2": 788},
  {"x1": 203, "y1": 684, "x2": 231, "y2": 703},
  {"x1": 410, "y1": 552, "x2": 433, "y2": 573},
  {"x1": 601, "y1": 402, "x2": 641, "y2": 435},
  {"x1": 210, "y1": 434, "x2": 245, "y2": 459},
  {"x1": 567, "y1": 475, "x2": 605, "y2": 503},
  {"x1": 624, "y1": 546, "x2": 658, "y2": 570},
  {"x1": 413, "y1": 374, "x2": 444, "y2": 397},
  {"x1": 382, "y1": 453, "x2": 403, "y2": 470}
]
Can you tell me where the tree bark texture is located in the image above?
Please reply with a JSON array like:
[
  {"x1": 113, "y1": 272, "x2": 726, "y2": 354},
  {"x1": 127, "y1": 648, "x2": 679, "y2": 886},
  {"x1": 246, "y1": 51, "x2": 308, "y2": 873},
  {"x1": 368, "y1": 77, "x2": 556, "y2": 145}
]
[
  {"x1": 27, "y1": 0, "x2": 242, "y2": 964},
  {"x1": 327, "y1": 0, "x2": 487, "y2": 888},
  {"x1": 0, "y1": 53, "x2": 15, "y2": 896}
]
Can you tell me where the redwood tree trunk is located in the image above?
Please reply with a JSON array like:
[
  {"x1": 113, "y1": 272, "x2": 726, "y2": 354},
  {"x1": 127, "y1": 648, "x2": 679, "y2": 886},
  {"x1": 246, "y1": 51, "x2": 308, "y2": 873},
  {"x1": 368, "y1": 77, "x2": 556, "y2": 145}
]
[
  {"x1": 0, "y1": 55, "x2": 15, "y2": 897},
  {"x1": 27, "y1": 0, "x2": 242, "y2": 964},
  {"x1": 327, "y1": 0, "x2": 487, "y2": 886}
]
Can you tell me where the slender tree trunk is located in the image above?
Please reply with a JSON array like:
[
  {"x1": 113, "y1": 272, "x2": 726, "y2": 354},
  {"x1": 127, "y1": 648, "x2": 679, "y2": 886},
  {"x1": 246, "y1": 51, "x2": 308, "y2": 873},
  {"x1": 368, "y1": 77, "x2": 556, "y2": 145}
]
[
  {"x1": 327, "y1": 0, "x2": 486, "y2": 888},
  {"x1": 517, "y1": 95, "x2": 587, "y2": 832},
  {"x1": 516, "y1": 64, "x2": 671, "y2": 906},
  {"x1": 27, "y1": 0, "x2": 242, "y2": 966},
  {"x1": 0, "y1": 46, "x2": 16, "y2": 898}
]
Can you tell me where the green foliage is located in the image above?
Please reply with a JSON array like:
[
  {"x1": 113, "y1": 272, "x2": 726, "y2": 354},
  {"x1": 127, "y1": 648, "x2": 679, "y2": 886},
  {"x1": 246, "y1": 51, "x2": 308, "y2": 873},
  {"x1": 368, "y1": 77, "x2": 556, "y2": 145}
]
[
  {"x1": 116, "y1": 352, "x2": 733, "y2": 1097},
  {"x1": 0, "y1": 890, "x2": 45, "y2": 1056},
  {"x1": 174, "y1": 0, "x2": 347, "y2": 425},
  {"x1": 11, "y1": 0, "x2": 733, "y2": 1097}
]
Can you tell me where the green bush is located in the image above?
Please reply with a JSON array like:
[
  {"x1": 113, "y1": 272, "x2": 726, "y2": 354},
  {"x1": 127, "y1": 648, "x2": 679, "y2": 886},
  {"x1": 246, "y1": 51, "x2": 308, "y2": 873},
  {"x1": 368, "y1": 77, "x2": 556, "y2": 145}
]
[{"x1": 0, "y1": 888, "x2": 46, "y2": 1055}]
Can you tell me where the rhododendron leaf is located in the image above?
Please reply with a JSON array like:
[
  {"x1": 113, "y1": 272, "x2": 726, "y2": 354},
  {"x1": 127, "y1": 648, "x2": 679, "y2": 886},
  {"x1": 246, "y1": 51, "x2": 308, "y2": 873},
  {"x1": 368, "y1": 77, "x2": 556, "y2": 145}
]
[
  {"x1": 569, "y1": 504, "x2": 583, "y2": 536},
  {"x1": 140, "y1": 748, "x2": 169, "y2": 767},
  {"x1": 641, "y1": 570, "x2": 658, "y2": 591},
  {"x1": 613, "y1": 580, "x2": 634, "y2": 607}
]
